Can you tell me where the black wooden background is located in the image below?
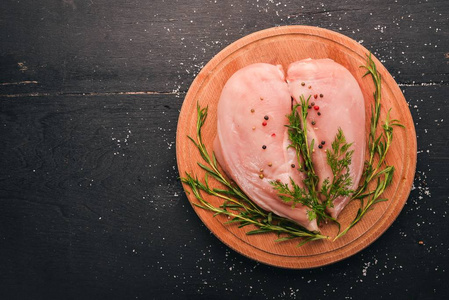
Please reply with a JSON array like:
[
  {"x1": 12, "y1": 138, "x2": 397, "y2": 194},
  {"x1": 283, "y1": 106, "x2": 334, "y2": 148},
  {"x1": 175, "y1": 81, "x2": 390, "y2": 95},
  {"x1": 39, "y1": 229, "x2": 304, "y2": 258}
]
[{"x1": 1, "y1": 0, "x2": 448, "y2": 299}]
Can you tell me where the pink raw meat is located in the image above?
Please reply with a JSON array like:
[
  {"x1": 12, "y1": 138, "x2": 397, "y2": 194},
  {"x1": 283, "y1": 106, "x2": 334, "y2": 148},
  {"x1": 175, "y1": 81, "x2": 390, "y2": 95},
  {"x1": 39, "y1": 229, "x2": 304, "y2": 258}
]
[
  {"x1": 287, "y1": 58, "x2": 365, "y2": 218},
  {"x1": 214, "y1": 59, "x2": 365, "y2": 230},
  {"x1": 214, "y1": 63, "x2": 318, "y2": 231}
]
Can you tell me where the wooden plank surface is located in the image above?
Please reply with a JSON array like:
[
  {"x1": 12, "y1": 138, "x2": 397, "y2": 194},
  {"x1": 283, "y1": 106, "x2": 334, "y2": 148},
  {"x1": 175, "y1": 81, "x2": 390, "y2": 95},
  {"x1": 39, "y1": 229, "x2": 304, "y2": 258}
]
[{"x1": 1, "y1": 0, "x2": 448, "y2": 299}]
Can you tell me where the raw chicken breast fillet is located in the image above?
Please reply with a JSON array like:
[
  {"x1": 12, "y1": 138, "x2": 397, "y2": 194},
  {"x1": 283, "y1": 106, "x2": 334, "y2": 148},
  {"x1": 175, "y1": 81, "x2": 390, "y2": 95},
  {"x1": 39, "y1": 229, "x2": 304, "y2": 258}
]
[
  {"x1": 214, "y1": 59, "x2": 365, "y2": 230},
  {"x1": 214, "y1": 63, "x2": 318, "y2": 231},
  {"x1": 287, "y1": 58, "x2": 365, "y2": 218}
]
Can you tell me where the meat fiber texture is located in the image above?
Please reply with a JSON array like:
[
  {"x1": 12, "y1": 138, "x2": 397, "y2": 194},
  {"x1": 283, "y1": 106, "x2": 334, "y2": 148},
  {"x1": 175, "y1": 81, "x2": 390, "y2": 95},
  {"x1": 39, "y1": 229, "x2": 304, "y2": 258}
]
[
  {"x1": 287, "y1": 59, "x2": 365, "y2": 218},
  {"x1": 214, "y1": 59, "x2": 365, "y2": 231}
]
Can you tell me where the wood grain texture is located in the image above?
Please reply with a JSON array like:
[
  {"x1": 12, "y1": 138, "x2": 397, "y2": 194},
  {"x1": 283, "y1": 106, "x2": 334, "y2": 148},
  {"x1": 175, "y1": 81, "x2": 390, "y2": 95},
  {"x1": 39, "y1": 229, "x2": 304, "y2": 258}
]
[
  {"x1": 1, "y1": 1, "x2": 447, "y2": 96},
  {"x1": 177, "y1": 26, "x2": 417, "y2": 268},
  {"x1": 0, "y1": 0, "x2": 448, "y2": 298}
]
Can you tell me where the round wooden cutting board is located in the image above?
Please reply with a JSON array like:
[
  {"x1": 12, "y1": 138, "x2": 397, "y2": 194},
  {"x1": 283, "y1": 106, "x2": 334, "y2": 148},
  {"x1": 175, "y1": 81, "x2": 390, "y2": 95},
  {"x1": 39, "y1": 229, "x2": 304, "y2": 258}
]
[{"x1": 176, "y1": 26, "x2": 417, "y2": 269}]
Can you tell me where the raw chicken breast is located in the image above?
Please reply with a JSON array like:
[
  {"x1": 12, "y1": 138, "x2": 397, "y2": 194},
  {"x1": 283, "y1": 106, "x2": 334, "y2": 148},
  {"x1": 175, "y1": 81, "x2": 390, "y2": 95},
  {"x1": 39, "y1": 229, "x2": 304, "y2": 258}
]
[
  {"x1": 214, "y1": 63, "x2": 318, "y2": 231},
  {"x1": 287, "y1": 59, "x2": 366, "y2": 218}
]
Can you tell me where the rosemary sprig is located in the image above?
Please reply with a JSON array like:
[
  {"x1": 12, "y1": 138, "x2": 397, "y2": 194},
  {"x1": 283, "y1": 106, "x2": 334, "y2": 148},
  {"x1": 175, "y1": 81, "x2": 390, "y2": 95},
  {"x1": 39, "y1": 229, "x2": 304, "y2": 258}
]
[
  {"x1": 186, "y1": 103, "x2": 263, "y2": 214},
  {"x1": 334, "y1": 54, "x2": 403, "y2": 240},
  {"x1": 181, "y1": 103, "x2": 328, "y2": 246},
  {"x1": 182, "y1": 173, "x2": 327, "y2": 245}
]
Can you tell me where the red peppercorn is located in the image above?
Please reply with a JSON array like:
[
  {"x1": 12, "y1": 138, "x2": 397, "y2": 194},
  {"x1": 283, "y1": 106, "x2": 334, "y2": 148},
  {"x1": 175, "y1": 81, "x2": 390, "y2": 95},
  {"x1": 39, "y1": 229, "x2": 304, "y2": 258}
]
[
  {"x1": 313, "y1": 105, "x2": 319, "y2": 110},
  {"x1": 314, "y1": 94, "x2": 318, "y2": 99},
  {"x1": 262, "y1": 121, "x2": 267, "y2": 126},
  {"x1": 271, "y1": 133, "x2": 276, "y2": 137}
]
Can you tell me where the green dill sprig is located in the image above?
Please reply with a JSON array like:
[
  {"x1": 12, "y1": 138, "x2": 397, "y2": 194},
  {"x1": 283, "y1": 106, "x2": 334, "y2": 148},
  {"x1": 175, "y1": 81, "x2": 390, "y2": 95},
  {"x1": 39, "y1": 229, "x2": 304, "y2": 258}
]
[
  {"x1": 271, "y1": 98, "x2": 354, "y2": 227},
  {"x1": 181, "y1": 103, "x2": 328, "y2": 246},
  {"x1": 320, "y1": 128, "x2": 355, "y2": 207},
  {"x1": 334, "y1": 54, "x2": 403, "y2": 240},
  {"x1": 270, "y1": 177, "x2": 327, "y2": 223},
  {"x1": 270, "y1": 95, "x2": 326, "y2": 224}
]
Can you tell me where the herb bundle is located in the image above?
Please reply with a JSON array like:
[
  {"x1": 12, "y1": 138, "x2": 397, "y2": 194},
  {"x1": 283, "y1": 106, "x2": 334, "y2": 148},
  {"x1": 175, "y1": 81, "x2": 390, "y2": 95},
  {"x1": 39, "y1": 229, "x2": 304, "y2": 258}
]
[{"x1": 181, "y1": 54, "x2": 401, "y2": 245}]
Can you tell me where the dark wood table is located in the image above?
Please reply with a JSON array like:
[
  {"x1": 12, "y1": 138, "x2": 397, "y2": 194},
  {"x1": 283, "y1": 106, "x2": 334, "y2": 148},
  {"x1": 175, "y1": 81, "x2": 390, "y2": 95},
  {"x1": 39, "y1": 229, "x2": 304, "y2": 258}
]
[{"x1": 1, "y1": 1, "x2": 448, "y2": 299}]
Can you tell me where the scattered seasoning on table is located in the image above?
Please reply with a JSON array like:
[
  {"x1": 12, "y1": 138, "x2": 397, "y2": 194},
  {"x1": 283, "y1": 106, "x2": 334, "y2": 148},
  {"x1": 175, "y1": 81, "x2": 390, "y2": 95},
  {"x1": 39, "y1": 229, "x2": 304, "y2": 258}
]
[
  {"x1": 252, "y1": 126, "x2": 256, "y2": 130},
  {"x1": 291, "y1": 164, "x2": 295, "y2": 168},
  {"x1": 314, "y1": 94, "x2": 318, "y2": 99},
  {"x1": 259, "y1": 168, "x2": 264, "y2": 173},
  {"x1": 312, "y1": 149, "x2": 316, "y2": 153},
  {"x1": 251, "y1": 109, "x2": 255, "y2": 113},
  {"x1": 311, "y1": 102, "x2": 315, "y2": 106},
  {"x1": 311, "y1": 120, "x2": 316, "y2": 125},
  {"x1": 264, "y1": 115, "x2": 269, "y2": 120},
  {"x1": 259, "y1": 173, "x2": 264, "y2": 179},
  {"x1": 260, "y1": 97, "x2": 264, "y2": 101},
  {"x1": 268, "y1": 162, "x2": 272, "y2": 167},
  {"x1": 262, "y1": 145, "x2": 267, "y2": 149},
  {"x1": 308, "y1": 105, "x2": 312, "y2": 109},
  {"x1": 308, "y1": 85, "x2": 312, "y2": 89},
  {"x1": 262, "y1": 121, "x2": 267, "y2": 126},
  {"x1": 314, "y1": 105, "x2": 320, "y2": 110},
  {"x1": 317, "y1": 112, "x2": 321, "y2": 116},
  {"x1": 321, "y1": 141, "x2": 325, "y2": 145},
  {"x1": 320, "y1": 94, "x2": 324, "y2": 98},
  {"x1": 318, "y1": 144, "x2": 323, "y2": 149},
  {"x1": 271, "y1": 133, "x2": 276, "y2": 137},
  {"x1": 301, "y1": 82, "x2": 305, "y2": 86},
  {"x1": 419, "y1": 240, "x2": 424, "y2": 245}
]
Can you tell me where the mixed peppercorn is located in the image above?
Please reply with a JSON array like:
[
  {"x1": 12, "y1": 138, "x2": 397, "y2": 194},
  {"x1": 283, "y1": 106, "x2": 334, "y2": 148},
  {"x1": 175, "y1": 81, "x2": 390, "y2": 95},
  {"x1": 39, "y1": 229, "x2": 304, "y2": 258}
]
[{"x1": 252, "y1": 85, "x2": 326, "y2": 179}]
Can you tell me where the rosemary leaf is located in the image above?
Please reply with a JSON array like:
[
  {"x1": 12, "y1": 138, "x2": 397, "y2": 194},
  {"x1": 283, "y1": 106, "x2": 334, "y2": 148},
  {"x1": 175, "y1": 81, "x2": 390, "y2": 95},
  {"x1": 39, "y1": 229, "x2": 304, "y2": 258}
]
[
  {"x1": 181, "y1": 103, "x2": 328, "y2": 246},
  {"x1": 335, "y1": 54, "x2": 403, "y2": 240}
]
